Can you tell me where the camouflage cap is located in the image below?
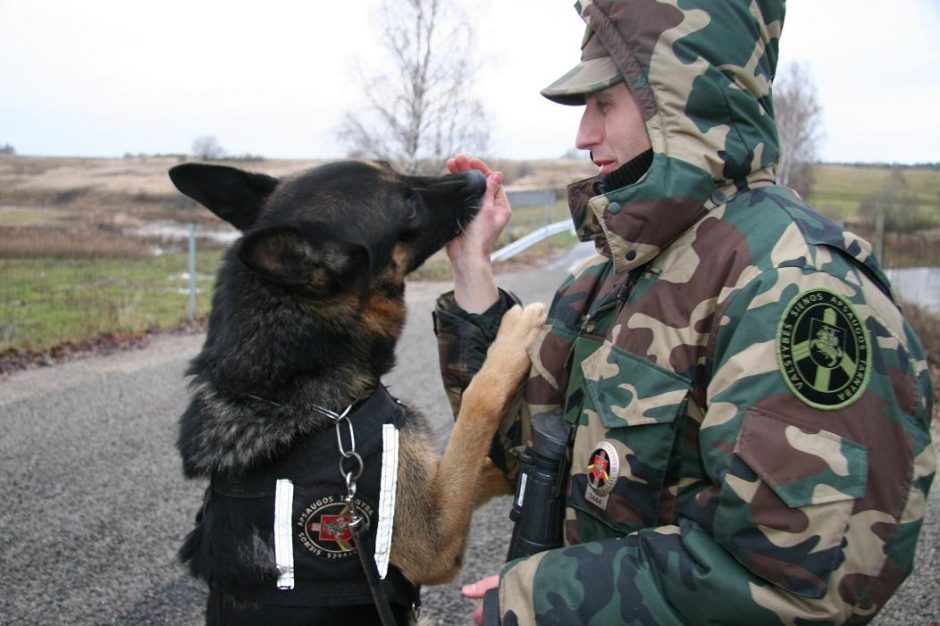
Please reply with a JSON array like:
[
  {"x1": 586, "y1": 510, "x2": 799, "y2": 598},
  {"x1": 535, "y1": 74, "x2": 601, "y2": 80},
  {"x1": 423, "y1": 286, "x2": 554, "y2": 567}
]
[{"x1": 541, "y1": 25, "x2": 622, "y2": 105}]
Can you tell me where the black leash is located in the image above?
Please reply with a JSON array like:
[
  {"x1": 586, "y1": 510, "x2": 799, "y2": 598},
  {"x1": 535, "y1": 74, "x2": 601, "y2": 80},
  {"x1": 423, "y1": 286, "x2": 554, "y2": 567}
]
[
  {"x1": 319, "y1": 397, "x2": 399, "y2": 626},
  {"x1": 350, "y1": 519, "x2": 398, "y2": 626}
]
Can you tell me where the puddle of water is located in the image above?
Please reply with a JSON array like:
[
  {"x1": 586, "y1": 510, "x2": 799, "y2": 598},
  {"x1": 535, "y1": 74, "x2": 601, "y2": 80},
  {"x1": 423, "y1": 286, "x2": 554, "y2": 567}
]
[
  {"x1": 886, "y1": 267, "x2": 940, "y2": 314},
  {"x1": 125, "y1": 221, "x2": 238, "y2": 244}
]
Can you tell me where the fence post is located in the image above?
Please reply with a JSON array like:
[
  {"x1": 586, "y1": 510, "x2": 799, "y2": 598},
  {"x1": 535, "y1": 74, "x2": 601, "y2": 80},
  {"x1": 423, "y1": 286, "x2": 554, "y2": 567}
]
[
  {"x1": 188, "y1": 224, "x2": 197, "y2": 323},
  {"x1": 874, "y1": 211, "x2": 886, "y2": 265}
]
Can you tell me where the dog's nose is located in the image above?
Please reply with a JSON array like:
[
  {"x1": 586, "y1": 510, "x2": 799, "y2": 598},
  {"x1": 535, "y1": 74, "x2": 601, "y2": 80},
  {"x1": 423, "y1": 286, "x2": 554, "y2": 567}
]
[{"x1": 460, "y1": 169, "x2": 486, "y2": 198}]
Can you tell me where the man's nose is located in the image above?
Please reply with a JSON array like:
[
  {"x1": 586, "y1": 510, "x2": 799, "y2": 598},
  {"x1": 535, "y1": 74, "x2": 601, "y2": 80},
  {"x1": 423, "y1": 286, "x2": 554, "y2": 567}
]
[{"x1": 575, "y1": 106, "x2": 601, "y2": 151}]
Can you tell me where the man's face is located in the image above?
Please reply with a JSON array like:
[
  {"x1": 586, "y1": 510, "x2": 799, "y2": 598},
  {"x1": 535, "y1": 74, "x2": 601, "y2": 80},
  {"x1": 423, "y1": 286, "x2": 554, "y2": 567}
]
[{"x1": 575, "y1": 82, "x2": 651, "y2": 176}]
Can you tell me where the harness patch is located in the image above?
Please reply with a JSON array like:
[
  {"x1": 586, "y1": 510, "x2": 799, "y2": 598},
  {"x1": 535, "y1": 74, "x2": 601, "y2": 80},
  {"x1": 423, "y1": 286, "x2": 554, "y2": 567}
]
[
  {"x1": 777, "y1": 288, "x2": 871, "y2": 410},
  {"x1": 297, "y1": 495, "x2": 374, "y2": 560}
]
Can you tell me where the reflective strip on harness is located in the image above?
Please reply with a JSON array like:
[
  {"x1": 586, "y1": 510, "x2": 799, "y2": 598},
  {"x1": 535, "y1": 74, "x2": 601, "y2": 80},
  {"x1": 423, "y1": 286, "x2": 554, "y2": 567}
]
[
  {"x1": 374, "y1": 424, "x2": 399, "y2": 579},
  {"x1": 274, "y1": 478, "x2": 295, "y2": 590}
]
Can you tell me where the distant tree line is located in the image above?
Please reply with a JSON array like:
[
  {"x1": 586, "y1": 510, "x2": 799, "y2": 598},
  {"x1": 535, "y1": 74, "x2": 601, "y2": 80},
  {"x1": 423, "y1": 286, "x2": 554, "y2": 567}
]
[
  {"x1": 1, "y1": 143, "x2": 15, "y2": 155},
  {"x1": 190, "y1": 135, "x2": 263, "y2": 162},
  {"x1": 120, "y1": 136, "x2": 265, "y2": 162}
]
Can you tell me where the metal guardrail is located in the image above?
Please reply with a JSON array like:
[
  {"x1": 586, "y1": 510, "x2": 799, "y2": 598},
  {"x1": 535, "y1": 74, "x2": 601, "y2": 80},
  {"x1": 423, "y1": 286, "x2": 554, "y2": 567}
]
[
  {"x1": 490, "y1": 219, "x2": 574, "y2": 262},
  {"x1": 506, "y1": 190, "x2": 557, "y2": 207}
]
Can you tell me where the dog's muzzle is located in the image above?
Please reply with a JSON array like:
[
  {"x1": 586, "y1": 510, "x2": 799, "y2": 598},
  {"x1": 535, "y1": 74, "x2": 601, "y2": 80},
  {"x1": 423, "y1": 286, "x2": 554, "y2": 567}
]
[{"x1": 460, "y1": 169, "x2": 487, "y2": 204}]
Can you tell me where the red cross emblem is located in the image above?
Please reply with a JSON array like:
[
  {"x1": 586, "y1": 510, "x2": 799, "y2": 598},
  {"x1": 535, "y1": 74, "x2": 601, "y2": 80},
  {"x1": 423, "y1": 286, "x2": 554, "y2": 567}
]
[
  {"x1": 589, "y1": 453, "x2": 609, "y2": 483},
  {"x1": 317, "y1": 515, "x2": 352, "y2": 542}
]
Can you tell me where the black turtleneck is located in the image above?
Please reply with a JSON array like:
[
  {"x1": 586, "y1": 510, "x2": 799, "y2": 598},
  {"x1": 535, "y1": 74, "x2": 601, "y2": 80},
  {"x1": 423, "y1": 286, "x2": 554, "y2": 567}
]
[{"x1": 601, "y1": 148, "x2": 653, "y2": 192}]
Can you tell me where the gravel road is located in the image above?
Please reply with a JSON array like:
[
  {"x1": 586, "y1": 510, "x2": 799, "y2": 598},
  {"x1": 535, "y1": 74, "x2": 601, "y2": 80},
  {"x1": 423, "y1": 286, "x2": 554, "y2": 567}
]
[{"x1": 1, "y1": 250, "x2": 936, "y2": 625}]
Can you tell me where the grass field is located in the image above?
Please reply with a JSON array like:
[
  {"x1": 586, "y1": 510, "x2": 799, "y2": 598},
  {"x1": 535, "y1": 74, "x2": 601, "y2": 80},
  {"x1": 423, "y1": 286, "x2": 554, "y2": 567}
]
[
  {"x1": 809, "y1": 164, "x2": 940, "y2": 225},
  {"x1": 1, "y1": 155, "x2": 937, "y2": 355},
  {"x1": 1, "y1": 251, "x2": 222, "y2": 350}
]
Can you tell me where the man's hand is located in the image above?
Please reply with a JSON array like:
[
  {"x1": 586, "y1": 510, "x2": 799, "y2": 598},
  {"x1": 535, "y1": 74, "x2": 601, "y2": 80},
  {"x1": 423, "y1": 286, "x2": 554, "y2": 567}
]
[
  {"x1": 445, "y1": 155, "x2": 512, "y2": 313},
  {"x1": 462, "y1": 574, "x2": 500, "y2": 626},
  {"x1": 446, "y1": 155, "x2": 512, "y2": 266}
]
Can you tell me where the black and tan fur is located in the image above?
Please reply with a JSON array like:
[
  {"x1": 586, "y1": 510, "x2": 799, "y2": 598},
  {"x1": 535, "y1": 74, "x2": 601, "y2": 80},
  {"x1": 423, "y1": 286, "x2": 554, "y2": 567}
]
[{"x1": 169, "y1": 160, "x2": 543, "y2": 624}]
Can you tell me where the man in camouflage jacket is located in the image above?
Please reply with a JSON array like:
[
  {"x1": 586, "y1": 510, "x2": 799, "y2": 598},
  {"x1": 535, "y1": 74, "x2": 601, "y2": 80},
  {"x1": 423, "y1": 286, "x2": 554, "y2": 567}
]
[{"x1": 434, "y1": 0, "x2": 936, "y2": 623}]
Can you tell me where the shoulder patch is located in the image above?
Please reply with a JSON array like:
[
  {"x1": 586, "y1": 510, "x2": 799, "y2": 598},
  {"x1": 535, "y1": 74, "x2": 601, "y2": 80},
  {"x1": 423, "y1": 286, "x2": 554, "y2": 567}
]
[{"x1": 776, "y1": 289, "x2": 871, "y2": 410}]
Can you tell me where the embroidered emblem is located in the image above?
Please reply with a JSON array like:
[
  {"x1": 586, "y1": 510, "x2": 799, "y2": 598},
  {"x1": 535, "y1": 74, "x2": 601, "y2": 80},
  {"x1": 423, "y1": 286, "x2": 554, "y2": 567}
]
[
  {"x1": 587, "y1": 441, "x2": 620, "y2": 496},
  {"x1": 296, "y1": 495, "x2": 374, "y2": 560},
  {"x1": 777, "y1": 289, "x2": 871, "y2": 410}
]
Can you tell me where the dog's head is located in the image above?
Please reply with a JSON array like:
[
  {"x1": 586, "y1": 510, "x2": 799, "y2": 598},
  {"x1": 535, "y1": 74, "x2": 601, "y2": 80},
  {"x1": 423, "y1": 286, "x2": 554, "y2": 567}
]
[{"x1": 169, "y1": 160, "x2": 485, "y2": 297}]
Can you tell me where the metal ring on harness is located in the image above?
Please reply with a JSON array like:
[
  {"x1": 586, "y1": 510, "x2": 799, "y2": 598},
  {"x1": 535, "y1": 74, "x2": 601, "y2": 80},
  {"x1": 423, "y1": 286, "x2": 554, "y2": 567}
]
[{"x1": 340, "y1": 450, "x2": 364, "y2": 483}]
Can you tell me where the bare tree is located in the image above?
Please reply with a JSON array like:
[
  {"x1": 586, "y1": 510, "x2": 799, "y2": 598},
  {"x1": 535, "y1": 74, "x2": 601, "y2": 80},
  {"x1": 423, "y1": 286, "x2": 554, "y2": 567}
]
[
  {"x1": 774, "y1": 62, "x2": 824, "y2": 199},
  {"x1": 338, "y1": 0, "x2": 489, "y2": 174},
  {"x1": 191, "y1": 135, "x2": 225, "y2": 161}
]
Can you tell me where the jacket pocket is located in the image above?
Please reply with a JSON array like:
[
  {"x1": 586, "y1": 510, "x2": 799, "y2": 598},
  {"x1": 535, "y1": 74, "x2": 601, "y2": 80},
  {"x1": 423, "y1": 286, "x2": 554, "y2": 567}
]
[
  {"x1": 714, "y1": 406, "x2": 868, "y2": 598},
  {"x1": 567, "y1": 340, "x2": 690, "y2": 538}
]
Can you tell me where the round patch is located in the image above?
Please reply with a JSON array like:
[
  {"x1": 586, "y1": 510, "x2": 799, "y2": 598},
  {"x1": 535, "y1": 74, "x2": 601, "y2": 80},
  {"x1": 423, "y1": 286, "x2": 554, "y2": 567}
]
[
  {"x1": 296, "y1": 495, "x2": 374, "y2": 560},
  {"x1": 777, "y1": 288, "x2": 871, "y2": 410},
  {"x1": 587, "y1": 441, "x2": 620, "y2": 495}
]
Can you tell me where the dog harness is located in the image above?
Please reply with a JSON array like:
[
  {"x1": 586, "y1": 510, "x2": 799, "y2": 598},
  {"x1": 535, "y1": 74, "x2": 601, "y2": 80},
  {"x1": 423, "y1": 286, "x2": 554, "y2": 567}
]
[{"x1": 209, "y1": 385, "x2": 420, "y2": 610}]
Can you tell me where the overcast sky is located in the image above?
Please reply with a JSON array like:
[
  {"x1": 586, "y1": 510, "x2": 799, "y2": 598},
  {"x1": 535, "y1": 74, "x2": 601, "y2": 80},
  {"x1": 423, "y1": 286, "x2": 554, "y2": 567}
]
[{"x1": 2, "y1": 0, "x2": 938, "y2": 164}]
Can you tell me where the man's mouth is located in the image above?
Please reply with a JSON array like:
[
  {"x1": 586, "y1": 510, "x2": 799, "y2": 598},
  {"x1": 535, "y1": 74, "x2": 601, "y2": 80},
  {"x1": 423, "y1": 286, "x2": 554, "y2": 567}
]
[{"x1": 593, "y1": 158, "x2": 617, "y2": 175}]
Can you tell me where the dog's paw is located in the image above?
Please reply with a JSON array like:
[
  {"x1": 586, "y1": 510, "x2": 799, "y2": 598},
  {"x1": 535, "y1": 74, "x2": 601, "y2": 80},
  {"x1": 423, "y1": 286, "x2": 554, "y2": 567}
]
[
  {"x1": 498, "y1": 302, "x2": 546, "y2": 345},
  {"x1": 461, "y1": 304, "x2": 546, "y2": 424},
  {"x1": 483, "y1": 303, "x2": 546, "y2": 382}
]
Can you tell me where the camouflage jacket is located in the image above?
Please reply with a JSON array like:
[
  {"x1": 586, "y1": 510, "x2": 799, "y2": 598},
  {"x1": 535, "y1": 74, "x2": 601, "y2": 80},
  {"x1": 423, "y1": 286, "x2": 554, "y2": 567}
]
[{"x1": 434, "y1": 0, "x2": 935, "y2": 624}]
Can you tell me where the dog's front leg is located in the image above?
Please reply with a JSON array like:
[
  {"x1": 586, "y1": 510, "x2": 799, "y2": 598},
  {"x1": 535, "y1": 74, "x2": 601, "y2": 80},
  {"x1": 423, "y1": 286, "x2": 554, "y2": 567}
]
[
  {"x1": 396, "y1": 304, "x2": 545, "y2": 584},
  {"x1": 474, "y1": 457, "x2": 515, "y2": 507}
]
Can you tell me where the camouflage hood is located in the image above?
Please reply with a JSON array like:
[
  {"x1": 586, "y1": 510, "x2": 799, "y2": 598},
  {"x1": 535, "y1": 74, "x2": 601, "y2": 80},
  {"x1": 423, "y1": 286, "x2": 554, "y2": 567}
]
[{"x1": 561, "y1": 0, "x2": 785, "y2": 274}]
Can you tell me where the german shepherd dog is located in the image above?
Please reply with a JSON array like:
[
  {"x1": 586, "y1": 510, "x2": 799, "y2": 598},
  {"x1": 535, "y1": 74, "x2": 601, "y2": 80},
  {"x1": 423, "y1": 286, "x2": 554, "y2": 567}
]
[{"x1": 169, "y1": 160, "x2": 544, "y2": 625}]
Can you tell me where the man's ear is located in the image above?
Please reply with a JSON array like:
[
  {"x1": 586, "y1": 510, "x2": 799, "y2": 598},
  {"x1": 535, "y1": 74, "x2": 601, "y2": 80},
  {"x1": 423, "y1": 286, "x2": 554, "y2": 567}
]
[
  {"x1": 237, "y1": 222, "x2": 371, "y2": 296},
  {"x1": 168, "y1": 163, "x2": 279, "y2": 231}
]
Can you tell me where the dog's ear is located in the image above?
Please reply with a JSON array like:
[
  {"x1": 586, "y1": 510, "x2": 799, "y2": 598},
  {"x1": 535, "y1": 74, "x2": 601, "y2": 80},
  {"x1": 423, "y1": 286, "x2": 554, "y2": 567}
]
[
  {"x1": 238, "y1": 222, "x2": 371, "y2": 296},
  {"x1": 169, "y1": 163, "x2": 278, "y2": 231}
]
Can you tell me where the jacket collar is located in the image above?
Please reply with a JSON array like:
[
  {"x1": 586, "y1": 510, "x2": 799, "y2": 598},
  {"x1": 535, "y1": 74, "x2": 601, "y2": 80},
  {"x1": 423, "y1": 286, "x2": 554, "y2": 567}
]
[{"x1": 568, "y1": 163, "x2": 777, "y2": 274}]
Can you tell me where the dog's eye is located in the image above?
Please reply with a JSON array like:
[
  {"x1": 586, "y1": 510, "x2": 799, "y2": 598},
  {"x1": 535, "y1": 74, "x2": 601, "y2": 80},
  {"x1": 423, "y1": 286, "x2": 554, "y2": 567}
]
[{"x1": 406, "y1": 193, "x2": 423, "y2": 221}]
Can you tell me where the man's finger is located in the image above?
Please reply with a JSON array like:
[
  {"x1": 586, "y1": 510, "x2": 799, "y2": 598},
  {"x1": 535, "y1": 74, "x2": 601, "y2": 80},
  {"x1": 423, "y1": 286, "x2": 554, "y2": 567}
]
[
  {"x1": 462, "y1": 574, "x2": 500, "y2": 599},
  {"x1": 449, "y1": 154, "x2": 472, "y2": 172},
  {"x1": 468, "y1": 157, "x2": 494, "y2": 176},
  {"x1": 483, "y1": 172, "x2": 504, "y2": 204}
]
